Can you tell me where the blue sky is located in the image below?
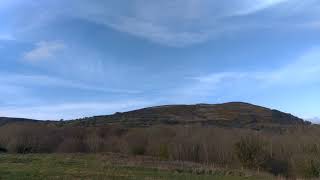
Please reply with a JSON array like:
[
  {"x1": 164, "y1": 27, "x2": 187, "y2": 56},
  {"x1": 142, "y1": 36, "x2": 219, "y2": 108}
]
[{"x1": 0, "y1": 0, "x2": 320, "y2": 120}]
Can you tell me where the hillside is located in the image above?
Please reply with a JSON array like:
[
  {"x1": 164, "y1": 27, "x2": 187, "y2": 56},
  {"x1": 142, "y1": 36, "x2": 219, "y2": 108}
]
[
  {"x1": 0, "y1": 102, "x2": 310, "y2": 129},
  {"x1": 72, "y1": 102, "x2": 309, "y2": 129},
  {"x1": 0, "y1": 102, "x2": 317, "y2": 178},
  {"x1": 0, "y1": 117, "x2": 40, "y2": 126}
]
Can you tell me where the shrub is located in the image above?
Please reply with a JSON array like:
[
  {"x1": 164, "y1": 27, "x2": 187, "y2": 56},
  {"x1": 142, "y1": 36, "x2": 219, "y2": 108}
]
[
  {"x1": 131, "y1": 145, "x2": 146, "y2": 155},
  {"x1": 125, "y1": 129, "x2": 148, "y2": 155},
  {"x1": 57, "y1": 138, "x2": 88, "y2": 153},
  {"x1": 158, "y1": 144, "x2": 169, "y2": 160},
  {"x1": 6, "y1": 131, "x2": 39, "y2": 154},
  {"x1": 234, "y1": 135, "x2": 269, "y2": 169},
  {"x1": 85, "y1": 133, "x2": 105, "y2": 153},
  {"x1": 306, "y1": 160, "x2": 320, "y2": 178},
  {"x1": 0, "y1": 146, "x2": 7, "y2": 153},
  {"x1": 262, "y1": 158, "x2": 289, "y2": 176},
  {"x1": 299, "y1": 159, "x2": 320, "y2": 178},
  {"x1": 7, "y1": 138, "x2": 34, "y2": 154}
]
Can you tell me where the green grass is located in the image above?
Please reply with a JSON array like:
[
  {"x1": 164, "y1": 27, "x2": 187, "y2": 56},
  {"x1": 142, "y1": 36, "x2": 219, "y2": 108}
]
[{"x1": 0, "y1": 154, "x2": 271, "y2": 180}]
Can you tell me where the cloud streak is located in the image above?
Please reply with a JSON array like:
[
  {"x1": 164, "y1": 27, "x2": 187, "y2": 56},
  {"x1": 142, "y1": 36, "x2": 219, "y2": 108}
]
[
  {"x1": 5, "y1": 0, "x2": 319, "y2": 47},
  {"x1": 185, "y1": 48, "x2": 320, "y2": 98},
  {"x1": 70, "y1": 0, "x2": 289, "y2": 47},
  {"x1": 0, "y1": 73, "x2": 145, "y2": 119},
  {"x1": 1, "y1": 0, "x2": 320, "y2": 120},
  {"x1": 70, "y1": 0, "x2": 316, "y2": 47},
  {"x1": 0, "y1": 73, "x2": 141, "y2": 94},
  {"x1": 231, "y1": 0, "x2": 289, "y2": 16},
  {"x1": 23, "y1": 41, "x2": 66, "y2": 61},
  {"x1": 0, "y1": 100, "x2": 152, "y2": 120}
]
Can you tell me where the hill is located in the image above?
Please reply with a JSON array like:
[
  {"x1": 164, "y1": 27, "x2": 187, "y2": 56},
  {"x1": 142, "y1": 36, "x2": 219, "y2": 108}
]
[
  {"x1": 0, "y1": 117, "x2": 40, "y2": 126},
  {"x1": 0, "y1": 102, "x2": 310, "y2": 129},
  {"x1": 72, "y1": 102, "x2": 310, "y2": 129},
  {"x1": 0, "y1": 102, "x2": 317, "y2": 178}
]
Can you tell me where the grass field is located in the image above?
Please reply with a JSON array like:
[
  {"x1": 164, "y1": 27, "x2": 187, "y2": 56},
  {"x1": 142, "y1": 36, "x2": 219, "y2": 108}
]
[{"x1": 0, "y1": 154, "x2": 273, "y2": 180}]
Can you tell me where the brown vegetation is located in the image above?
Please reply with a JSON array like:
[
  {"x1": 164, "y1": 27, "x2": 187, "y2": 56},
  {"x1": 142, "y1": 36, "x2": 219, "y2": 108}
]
[
  {"x1": 0, "y1": 103, "x2": 317, "y2": 178},
  {"x1": 0, "y1": 122, "x2": 320, "y2": 179},
  {"x1": 69, "y1": 102, "x2": 310, "y2": 128}
]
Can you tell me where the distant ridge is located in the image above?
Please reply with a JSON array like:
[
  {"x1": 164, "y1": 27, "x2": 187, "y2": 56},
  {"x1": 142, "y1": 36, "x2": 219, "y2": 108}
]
[
  {"x1": 0, "y1": 102, "x2": 311, "y2": 129},
  {"x1": 0, "y1": 117, "x2": 39, "y2": 126},
  {"x1": 72, "y1": 102, "x2": 310, "y2": 128}
]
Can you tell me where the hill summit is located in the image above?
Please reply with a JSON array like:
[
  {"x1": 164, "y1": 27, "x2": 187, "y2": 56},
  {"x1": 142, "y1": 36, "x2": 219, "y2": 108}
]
[{"x1": 74, "y1": 102, "x2": 309, "y2": 128}]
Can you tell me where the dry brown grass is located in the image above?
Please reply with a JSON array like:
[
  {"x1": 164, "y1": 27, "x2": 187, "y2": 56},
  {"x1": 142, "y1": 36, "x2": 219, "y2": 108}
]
[{"x1": 1, "y1": 123, "x2": 320, "y2": 178}]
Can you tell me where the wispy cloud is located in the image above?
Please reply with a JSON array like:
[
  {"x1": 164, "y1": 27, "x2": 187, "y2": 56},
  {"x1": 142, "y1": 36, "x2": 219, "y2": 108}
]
[
  {"x1": 1, "y1": 0, "x2": 320, "y2": 120},
  {"x1": 7, "y1": 0, "x2": 318, "y2": 47},
  {"x1": 0, "y1": 73, "x2": 141, "y2": 94},
  {"x1": 108, "y1": 16, "x2": 212, "y2": 47},
  {"x1": 23, "y1": 41, "x2": 66, "y2": 61},
  {"x1": 0, "y1": 100, "x2": 151, "y2": 120},
  {"x1": 260, "y1": 48, "x2": 320, "y2": 85},
  {"x1": 72, "y1": 0, "x2": 291, "y2": 47},
  {"x1": 185, "y1": 48, "x2": 320, "y2": 98},
  {"x1": 309, "y1": 117, "x2": 320, "y2": 123},
  {"x1": 0, "y1": 73, "x2": 145, "y2": 119}
]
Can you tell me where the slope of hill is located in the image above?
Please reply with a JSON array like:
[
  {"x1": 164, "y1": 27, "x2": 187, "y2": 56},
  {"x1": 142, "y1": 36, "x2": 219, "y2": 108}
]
[
  {"x1": 0, "y1": 117, "x2": 39, "y2": 126},
  {"x1": 0, "y1": 117, "x2": 58, "y2": 127},
  {"x1": 0, "y1": 102, "x2": 310, "y2": 129},
  {"x1": 72, "y1": 102, "x2": 310, "y2": 129},
  {"x1": 0, "y1": 102, "x2": 316, "y2": 179}
]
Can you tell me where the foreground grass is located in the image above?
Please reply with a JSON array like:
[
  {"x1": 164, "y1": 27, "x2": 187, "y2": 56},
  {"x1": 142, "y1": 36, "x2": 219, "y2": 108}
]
[{"x1": 0, "y1": 154, "x2": 272, "y2": 180}]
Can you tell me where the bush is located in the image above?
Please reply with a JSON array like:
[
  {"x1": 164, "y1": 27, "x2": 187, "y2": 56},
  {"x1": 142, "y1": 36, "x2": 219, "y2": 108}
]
[
  {"x1": 85, "y1": 133, "x2": 105, "y2": 153},
  {"x1": 131, "y1": 145, "x2": 146, "y2": 155},
  {"x1": 6, "y1": 132, "x2": 38, "y2": 154},
  {"x1": 3, "y1": 123, "x2": 320, "y2": 178},
  {"x1": 234, "y1": 135, "x2": 269, "y2": 169},
  {"x1": 300, "y1": 159, "x2": 320, "y2": 178},
  {"x1": 57, "y1": 138, "x2": 88, "y2": 153},
  {"x1": 7, "y1": 138, "x2": 34, "y2": 154},
  {"x1": 262, "y1": 158, "x2": 289, "y2": 176},
  {"x1": 0, "y1": 146, "x2": 7, "y2": 153},
  {"x1": 158, "y1": 144, "x2": 169, "y2": 160},
  {"x1": 125, "y1": 129, "x2": 148, "y2": 155}
]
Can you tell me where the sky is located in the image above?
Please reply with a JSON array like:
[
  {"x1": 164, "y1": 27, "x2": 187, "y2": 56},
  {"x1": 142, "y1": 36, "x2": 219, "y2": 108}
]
[{"x1": 0, "y1": 0, "x2": 320, "y2": 121}]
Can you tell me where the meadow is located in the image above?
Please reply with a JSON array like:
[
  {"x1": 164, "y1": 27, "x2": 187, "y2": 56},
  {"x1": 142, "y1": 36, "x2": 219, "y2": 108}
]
[
  {"x1": 2, "y1": 122, "x2": 320, "y2": 179},
  {"x1": 0, "y1": 153, "x2": 272, "y2": 180}
]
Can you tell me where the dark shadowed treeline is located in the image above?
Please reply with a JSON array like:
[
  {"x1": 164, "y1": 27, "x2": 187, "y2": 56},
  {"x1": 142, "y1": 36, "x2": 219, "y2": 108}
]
[{"x1": 1, "y1": 123, "x2": 320, "y2": 178}]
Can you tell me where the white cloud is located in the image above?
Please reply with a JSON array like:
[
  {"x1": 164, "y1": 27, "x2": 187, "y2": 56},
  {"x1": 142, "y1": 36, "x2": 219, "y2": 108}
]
[
  {"x1": 309, "y1": 117, "x2": 320, "y2": 123},
  {"x1": 72, "y1": 0, "x2": 291, "y2": 47},
  {"x1": 4, "y1": 0, "x2": 319, "y2": 47},
  {"x1": 90, "y1": 0, "x2": 320, "y2": 47},
  {"x1": 108, "y1": 16, "x2": 213, "y2": 47},
  {"x1": 231, "y1": 0, "x2": 289, "y2": 16},
  {"x1": 23, "y1": 41, "x2": 66, "y2": 61},
  {"x1": 192, "y1": 72, "x2": 248, "y2": 83}
]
